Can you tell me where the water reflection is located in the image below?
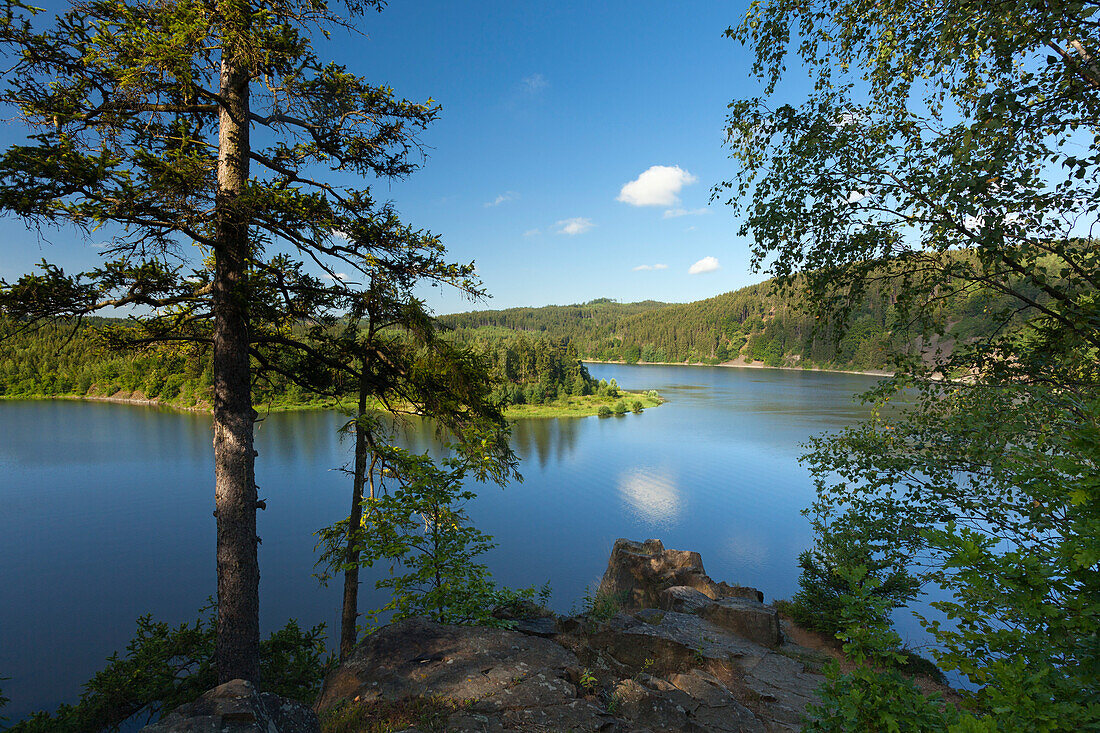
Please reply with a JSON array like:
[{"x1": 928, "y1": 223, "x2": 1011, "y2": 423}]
[
  {"x1": 509, "y1": 417, "x2": 580, "y2": 467},
  {"x1": 617, "y1": 467, "x2": 681, "y2": 528},
  {"x1": 255, "y1": 409, "x2": 587, "y2": 470}
]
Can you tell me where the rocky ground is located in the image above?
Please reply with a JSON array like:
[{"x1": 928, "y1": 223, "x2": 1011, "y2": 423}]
[
  {"x1": 312, "y1": 538, "x2": 836, "y2": 733},
  {"x1": 144, "y1": 537, "x2": 953, "y2": 732}
]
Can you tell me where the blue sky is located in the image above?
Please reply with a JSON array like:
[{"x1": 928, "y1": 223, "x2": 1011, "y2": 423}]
[{"x1": 0, "y1": 1, "x2": 792, "y2": 315}]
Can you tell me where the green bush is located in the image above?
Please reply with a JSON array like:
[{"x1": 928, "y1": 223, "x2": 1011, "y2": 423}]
[
  {"x1": 631, "y1": 400, "x2": 643, "y2": 413},
  {"x1": 9, "y1": 603, "x2": 329, "y2": 732},
  {"x1": 597, "y1": 405, "x2": 612, "y2": 418},
  {"x1": 804, "y1": 567, "x2": 973, "y2": 732},
  {"x1": 787, "y1": 514, "x2": 919, "y2": 637},
  {"x1": 613, "y1": 400, "x2": 627, "y2": 415}
]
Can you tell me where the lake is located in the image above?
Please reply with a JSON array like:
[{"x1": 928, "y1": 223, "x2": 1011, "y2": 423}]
[{"x1": 0, "y1": 363, "x2": 893, "y2": 722}]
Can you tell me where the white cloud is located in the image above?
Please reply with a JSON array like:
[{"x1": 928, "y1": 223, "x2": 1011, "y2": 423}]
[
  {"x1": 663, "y1": 207, "x2": 708, "y2": 218},
  {"x1": 522, "y1": 73, "x2": 547, "y2": 93},
  {"x1": 688, "y1": 256, "x2": 720, "y2": 275},
  {"x1": 618, "y1": 165, "x2": 698, "y2": 207},
  {"x1": 832, "y1": 111, "x2": 863, "y2": 128},
  {"x1": 523, "y1": 229, "x2": 541, "y2": 237},
  {"x1": 485, "y1": 191, "x2": 519, "y2": 207},
  {"x1": 846, "y1": 190, "x2": 867, "y2": 204},
  {"x1": 632, "y1": 263, "x2": 669, "y2": 271},
  {"x1": 324, "y1": 273, "x2": 349, "y2": 282},
  {"x1": 331, "y1": 229, "x2": 351, "y2": 241},
  {"x1": 556, "y1": 217, "x2": 594, "y2": 235}
]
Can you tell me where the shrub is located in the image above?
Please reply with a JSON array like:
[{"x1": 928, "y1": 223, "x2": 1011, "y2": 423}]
[
  {"x1": 804, "y1": 567, "x2": 969, "y2": 732},
  {"x1": 9, "y1": 603, "x2": 329, "y2": 732},
  {"x1": 597, "y1": 405, "x2": 612, "y2": 418},
  {"x1": 786, "y1": 507, "x2": 919, "y2": 637},
  {"x1": 631, "y1": 400, "x2": 643, "y2": 413},
  {"x1": 581, "y1": 587, "x2": 629, "y2": 623},
  {"x1": 613, "y1": 400, "x2": 627, "y2": 415}
]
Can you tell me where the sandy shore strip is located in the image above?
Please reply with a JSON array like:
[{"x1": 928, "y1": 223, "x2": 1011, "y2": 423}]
[{"x1": 582, "y1": 358, "x2": 893, "y2": 378}]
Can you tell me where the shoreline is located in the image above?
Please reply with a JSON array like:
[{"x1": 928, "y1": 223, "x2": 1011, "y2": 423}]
[
  {"x1": 1, "y1": 390, "x2": 664, "y2": 420},
  {"x1": 0, "y1": 393, "x2": 342, "y2": 415},
  {"x1": 2, "y1": 393, "x2": 213, "y2": 413},
  {"x1": 582, "y1": 358, "x2": 894, "y2": 378}
]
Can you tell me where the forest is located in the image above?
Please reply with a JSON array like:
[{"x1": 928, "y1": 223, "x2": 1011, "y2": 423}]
[
  {"x1": 0, "y1": 319, "x2": 613, "y2": 413},
  {"x1": 0, "y1": 254, "x2": 1052, "y2": 413},
  {"x1": 441, "y1": 257, "x2": 1049, "y2": 372}
]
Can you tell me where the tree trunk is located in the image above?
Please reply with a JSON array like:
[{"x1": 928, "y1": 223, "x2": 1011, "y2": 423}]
[
  {"x1": 213, "y1": 48, "x2": 259, "y2": 684},
  {"x1": 339, "y1": 369, "x2": 370, "y2": 660}
]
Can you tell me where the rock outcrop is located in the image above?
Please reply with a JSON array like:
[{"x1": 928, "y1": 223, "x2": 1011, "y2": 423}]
[
  {"x1": 141, "y1": 679, "x2": 320, "y2": 733},
  {"x1": 580, "y1": 609, "x2": 823, "y2": 730},
  {"x1": 316, "y1": 538, "x2": 832, "y2": 732},
  {"x1": 315, "y1": 617, "x2": 617, "y2": 732},
  {"x1": 597, "y1": 538, "x2": 779, "y2": 647},
  {"x1": 610, "y1": 670, "x2": 764, "y2": 733},
  {"x1": 597, "y1": 538, "x2": 765, "y2": 608}
]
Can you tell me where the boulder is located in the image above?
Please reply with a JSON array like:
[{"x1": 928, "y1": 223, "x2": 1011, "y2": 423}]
[
  {"x1": 316, "y1": 617, "x2": 580, "y2": 708},
  {"x1": 713, "y1": 581, "x2": 766, "y2": 604},
  {"x1": 700, "y1": 597, "x2": 781, "y2": 648},
  {"x1": 597, "y1": 539, "x2": 764, "y2": 611},
  {"x1": 659, "y1": 585, "x2": 713, "y2": 615},
  {"x1": 739, "y1": 652, "x2": 826, "y2": 729},
  {"x1": 659, "y1": 586, "x2": 780, "y2": 647},
  {"x1": 596, "y1": 539, "x2": 712, "y2": 609},
  {"x1": 140, "y1": 679, "x2": 319, "y2": 733},
  {"x1": 512, "y1": 616, "x2": 559, "y2": 638},
  {"x1": 313, "y1": 540, "x2": 832, "y2": 733}
]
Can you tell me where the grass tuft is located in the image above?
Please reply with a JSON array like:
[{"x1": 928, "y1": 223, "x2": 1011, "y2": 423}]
[{"x1": 319, "y1": 696, "x2": 471, "y2": 733}]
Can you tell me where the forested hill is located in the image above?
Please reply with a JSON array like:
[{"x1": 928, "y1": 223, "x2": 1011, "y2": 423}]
[
  {"x1": 441, "y1": 275, "x2": 1032, "y2": 372},
  {"x1": 1, "y1": 269, "x2": 1042, "y2": 403},
  {"x1": 0, "y1": 318, "x2": 602, "y2": 411}
]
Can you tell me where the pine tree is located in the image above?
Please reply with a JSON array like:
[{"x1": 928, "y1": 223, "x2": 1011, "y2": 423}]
[{"x1": 0, "y1": 0, "x2": 440, "y2": 684}]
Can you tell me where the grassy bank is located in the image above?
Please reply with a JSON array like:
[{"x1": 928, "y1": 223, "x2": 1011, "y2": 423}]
[
  {"x1": 501, "y1": 390, "x2": 663, "y2": 419},
  {"x1": 2, "y1": 389, "x2": 664, "y2": 420},
  {"x1": 2, "y1": 389, "x2": 355, "y2": 415}
]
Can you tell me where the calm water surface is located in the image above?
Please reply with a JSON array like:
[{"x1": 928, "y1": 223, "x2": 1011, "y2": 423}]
[{"x1": 0, "y1": 363, "x2": 890, "y2": 721}]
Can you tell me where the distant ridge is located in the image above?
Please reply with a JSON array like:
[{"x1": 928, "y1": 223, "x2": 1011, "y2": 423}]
[{"x1": 440, "y1": 273, "x2": 1037, "y2": 372}]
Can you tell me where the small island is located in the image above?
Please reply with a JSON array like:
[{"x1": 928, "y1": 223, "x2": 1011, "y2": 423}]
[{"x1": 501, "y1": 387, "x2": 663, "y2": 419}]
